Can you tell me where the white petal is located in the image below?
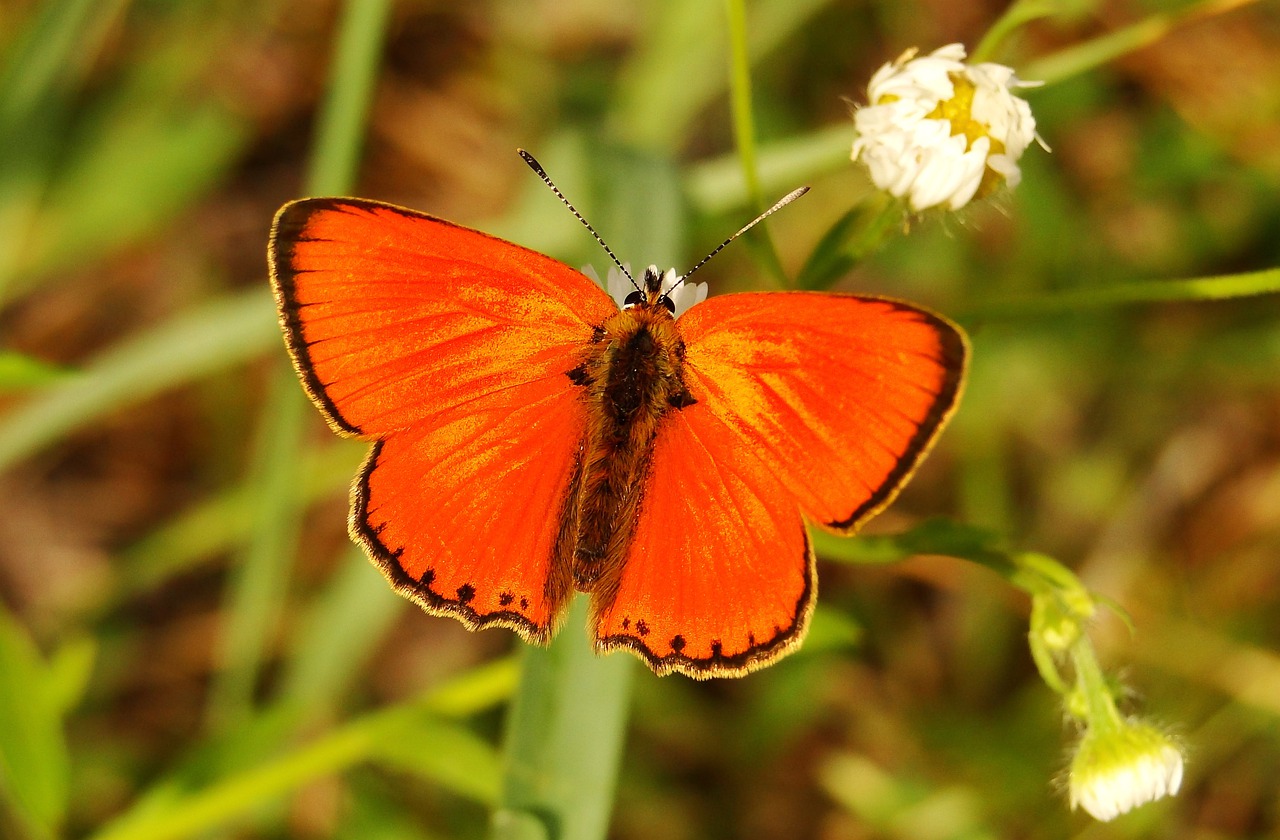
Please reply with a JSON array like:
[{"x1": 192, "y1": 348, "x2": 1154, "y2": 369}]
[{"x1": 606, "y1": 265, "x2": 634, "y2": 308}]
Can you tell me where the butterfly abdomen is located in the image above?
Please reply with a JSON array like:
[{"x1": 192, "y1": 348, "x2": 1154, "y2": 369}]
[{"x1": 567, "y1": 303, "x2": 695, "y2": 600}]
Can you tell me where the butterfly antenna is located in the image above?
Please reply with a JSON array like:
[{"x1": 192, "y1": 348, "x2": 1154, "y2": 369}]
[
  {"x1": 518, "y1": 149, "x2": 638, "y2": 291},
  {"x1": 668, "y1": 186, "x2": 810, "y2": 295}
]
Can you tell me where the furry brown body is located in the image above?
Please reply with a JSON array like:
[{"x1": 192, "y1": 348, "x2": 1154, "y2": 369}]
[{"x1": 556, "y1": 274, "x2": 695, "y2": 614}]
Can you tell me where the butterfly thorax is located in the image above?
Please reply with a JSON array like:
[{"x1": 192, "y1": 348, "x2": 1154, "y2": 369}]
[{"x1": 562, "y1": 297, "x2": 697, "y2": 604}]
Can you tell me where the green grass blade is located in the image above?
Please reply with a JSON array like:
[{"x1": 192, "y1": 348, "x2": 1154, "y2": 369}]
[
  {"x1": 205, "y1": 364, "x2": 309, "y2": 729},
  {"x1": 370, "y1": 717, "x2": 502, "y2": 804},
  {"x1": 275, "y1": 548, "x2": 404, "y2": 721},
  {"x1": 306, "y1": 0, "x2": 394, "y2": 195},
  {"x1": 88, "y1": 659, "x2": 517, "y2": 840},
  {"x1": 1025, "y1": 0, "x2": 1260, "y2": 85},
  {"x1": 0, "y1": 289, "x2": 277, "y2": 473},
  {"x1": 490, "y1": 597, "x2": 633, "y2": 840},
  {"x1": 115, "y1": 443, "x2": 361, "y2": 598},
  {"x1": 611, "y1": 0, "x2": 834, "y2": 152},
  {"x1": 0, "y1": 352, "x2": 73, "y2": 393},
  {"x1": 685, "y1": 123, "x2": 854, "y2": 216},
  {"x1": 962, "y1": 266, "x2": 1280, "y2": 320},
  {"x1": 0, "y1": 0, "x2": 124, "y2": 130},
  {"x1": 206, "y1": 0, "x2": 392, "y2": 731}
]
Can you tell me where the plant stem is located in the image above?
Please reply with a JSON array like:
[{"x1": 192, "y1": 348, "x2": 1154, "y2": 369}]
[{"x1": 1070, "y1": 637, "x2": 1124, "y2": 732}]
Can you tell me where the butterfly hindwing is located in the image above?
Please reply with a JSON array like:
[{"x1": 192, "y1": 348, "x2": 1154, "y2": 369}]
[
  {"x1": 592, "y1": 291, "x2": 966, "y2": 677},
  {"x1": 592, "y1": 403, "x2": 815, "y2": 677},
  {"x1": 352, "y1": 380, "x2": 583, "y2": 641},
  {"x1": 269, "y1": 198, "x2": 617, "y2": 641}
]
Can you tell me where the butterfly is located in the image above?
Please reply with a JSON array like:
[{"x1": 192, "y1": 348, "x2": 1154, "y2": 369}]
[{"x1": 267, "y1": 151, "x2": 967, "y2": 679}]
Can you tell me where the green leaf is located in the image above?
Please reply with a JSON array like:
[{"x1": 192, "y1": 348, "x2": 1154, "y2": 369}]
[
  {"x1": 45, "y1": 636, "x2": 96, "y2": 714},
  {"x1": 794, "y1": 205, "x2": 861, "y2": 290},
  {"x1": 89, "y1": 659, "x2": 517, "y2": 840},
  {"x1": 802, "y1": 606, "x2": 863, "y2": 654}
]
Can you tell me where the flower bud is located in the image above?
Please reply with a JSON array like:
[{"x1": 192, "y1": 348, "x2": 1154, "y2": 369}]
[{"x1": 1069, "y1": 720, "x2": 1185, "y2": 821}]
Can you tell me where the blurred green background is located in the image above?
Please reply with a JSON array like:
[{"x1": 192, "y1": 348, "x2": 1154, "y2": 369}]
[{"x1": 1, "y1": 0, "x2": 1279, "y2": 838}]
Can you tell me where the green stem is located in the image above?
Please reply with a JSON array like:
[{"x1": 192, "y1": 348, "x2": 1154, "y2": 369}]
[
  {"x1": 490, "y1": 597, "x2": 634, "y2": 840},
  {"x1": 1070, "y1": 637, "x2": 1124, "y2": 732},
  {"x1": 971, "y1": 0, "x2": 1057, "y2": 63}
]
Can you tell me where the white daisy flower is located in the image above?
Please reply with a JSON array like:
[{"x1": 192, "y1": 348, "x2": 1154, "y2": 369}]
[
  {"x1": 1069, "y1": 720, "x2": 1185, "y2": 822},
  {"x1": 851, "y1": 43, "x2": 1040, "y2": 212}
]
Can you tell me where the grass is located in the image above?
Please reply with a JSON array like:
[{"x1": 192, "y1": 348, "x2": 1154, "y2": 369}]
[{"x1": 1, "y1": 0, "x2": 1279, "y2": 838}]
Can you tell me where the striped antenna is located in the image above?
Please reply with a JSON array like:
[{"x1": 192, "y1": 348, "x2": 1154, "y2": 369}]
[
  {"x1": 666, "y1": 186, "x2": 809, "y2": 296},
  {"x1": 518, "y1": 150, "x2": 639, "y2": 292}
]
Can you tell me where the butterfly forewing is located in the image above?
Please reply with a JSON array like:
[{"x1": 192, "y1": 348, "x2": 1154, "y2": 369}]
[
  {"x1": 677, "y1": 292, "x2": 966, "y2": 530},
  {"x1": 270, "y1": 198, "x2": 615, "y2": 437},
  {"x1": 269, "y1": 198, "x2": 617, "y2": 641}
]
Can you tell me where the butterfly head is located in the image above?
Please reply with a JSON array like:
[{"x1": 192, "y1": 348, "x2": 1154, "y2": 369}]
[
  {"x1": 621, "y1": 265, "x2": 676, "y2": 314},
  {"x1": 617, "y1": 265, "x2": 708, "y2": 317}
]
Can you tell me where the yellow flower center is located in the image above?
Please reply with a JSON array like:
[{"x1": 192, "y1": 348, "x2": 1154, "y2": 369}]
[{"x1": 922, "y1": 75, "x2": 1007, "y2": 199}]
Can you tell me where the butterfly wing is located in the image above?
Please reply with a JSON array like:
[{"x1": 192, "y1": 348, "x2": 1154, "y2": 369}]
[
  {"x1": 592, "y1": 292, "x2": 967, "y2": 677},
  {"x1": 270, "y1": 198, "x2": 617, "y2": 642}
]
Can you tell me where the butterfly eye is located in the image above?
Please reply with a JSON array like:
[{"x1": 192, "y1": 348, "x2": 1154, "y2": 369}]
[
  {"x1": 623, "y1": 290, "x2": 644, "y2": 309},
  {"x1": 660, "y1": 296, "x2": 676, "y2": 314}
]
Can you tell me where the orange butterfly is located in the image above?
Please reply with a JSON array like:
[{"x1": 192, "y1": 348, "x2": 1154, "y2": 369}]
[{"x1": 268, "y1": 152, "x2": 967, "y2": 679}]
